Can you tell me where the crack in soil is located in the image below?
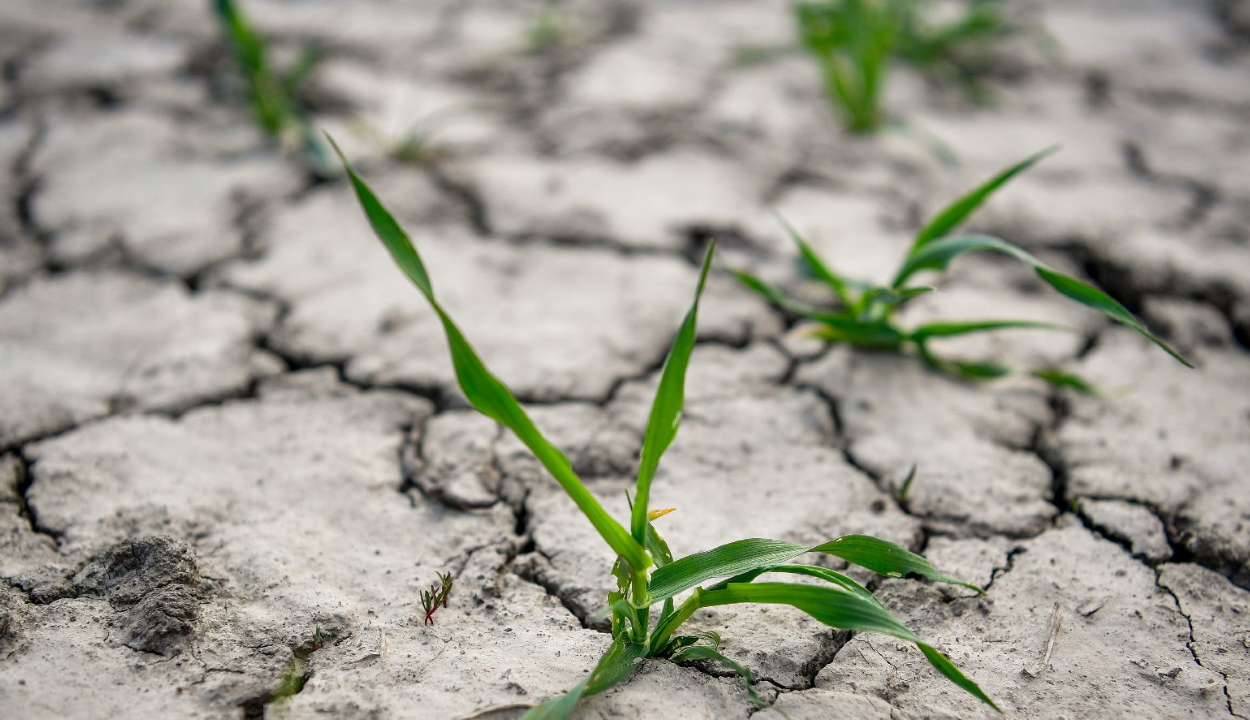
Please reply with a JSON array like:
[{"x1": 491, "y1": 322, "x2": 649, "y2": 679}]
[
  {"x1": 1153, "y1": 569, "x2": 1243, "y2": 719},
  {"x1": 11, "y1": 449, "x2": 63, "y2": 547}
]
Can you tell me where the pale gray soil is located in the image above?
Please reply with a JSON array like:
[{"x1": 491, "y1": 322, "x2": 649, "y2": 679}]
[{"x1": 1, "y1": 1, "x2": 1249, "y2": 718}]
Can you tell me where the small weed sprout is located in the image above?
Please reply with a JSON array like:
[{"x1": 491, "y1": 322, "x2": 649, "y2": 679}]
[
  {"x1": 526, "y1": 0, "x2": 576, "y2": 54},
  {"x1": 732, "y1": 149, "x2": 1192, "y2": 391},
  {"x1": 421, "y1": 572, "x2": 454, "y2": 626},
  {"x1": 331, "y1": 137, "x2": 1000, "y2": 717},
  {"x1": 796, "y1": 0, "x2": 1018, "y2": 133},
  {"x1": 214, "y1": 0, "x2": 332, "y2": 175}
]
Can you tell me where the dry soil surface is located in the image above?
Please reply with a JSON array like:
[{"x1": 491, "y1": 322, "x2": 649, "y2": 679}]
[{"x1": 1, "y1": 1, "x2": 1249, "y2": 719}]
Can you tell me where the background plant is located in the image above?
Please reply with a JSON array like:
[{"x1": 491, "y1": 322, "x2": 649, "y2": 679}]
[
  {"x1": 796, "y1": 0, "x2": 1018, "y2": 133},
  {"x1": 214, "y1": 0, "x2": 333, "y2": 176},
  {"x1": 732, "y1": 148, "x2": 1192, "y2": 391},
  {"x1": 331, "y1": 138, "x2": 1000, "y2": 717}
]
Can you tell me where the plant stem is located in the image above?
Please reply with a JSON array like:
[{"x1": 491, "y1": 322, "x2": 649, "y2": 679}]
[{"x1": 649, "y1": 591, "x2": 702, "y2": 651}]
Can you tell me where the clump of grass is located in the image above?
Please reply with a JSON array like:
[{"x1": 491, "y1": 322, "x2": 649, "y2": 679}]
[
  {"x1": 796, "y1": 0, "x2": 1018, "y2": 133},
  {"x1": 214, "y1": 0, "x2": 332, "y2": 176},
  {"x1": 421, "y1": 572, "x2": 454, "y2": 626},
  {"x1": 330, "y1": 137, "x2": 1000, "y2": 717},
  {"x1": 732, "y1": 148, "x2": 1192, "y2": 391},
  {"x1": 525, "y1": 0, "x2": 576, "y2": 54}
]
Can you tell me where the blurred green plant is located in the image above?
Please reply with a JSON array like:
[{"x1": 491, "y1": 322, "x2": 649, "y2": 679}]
[
  {"x1": 526, "y1": 0, "x2": 576, "y2": 54},
  {"x1": 796, "y1": 0, "x2": 1018, "y2": 133},
  {"x1": 330, "y1": 136, "x2": 1000, "y2": 717},
  {"x1": 732, "y1": 149, "x2": 1192, "y2": 392},
  {"x1": 214, "y1": 0, "x2": 333, "y2": 176}
]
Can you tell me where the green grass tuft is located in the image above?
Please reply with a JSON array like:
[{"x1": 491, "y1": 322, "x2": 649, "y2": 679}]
[
  {"x1": 732, "y1": 149, "x2": 1191, "y2": 392},
  {"x1": 796, "y1": 0, "x2": 1019, "y2": 134}
]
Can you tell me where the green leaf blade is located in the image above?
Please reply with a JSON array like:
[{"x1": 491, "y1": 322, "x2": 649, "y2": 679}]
[
  {"x1": 1033, "y1": 267, "x2": 1192, "y2": 367},
  {"x1": 910, "y1": 319, "x2": 1071, "y2": 342},
  {"x1": 776, "y1": 214, "x2": 853, "y2": 308},
  {"x1": 698, "y1": 583, "x2": 997, "y2": 710},
  {"x1": 908, "y1": 147, "x2": 1055, "y2": 255},
  {"x1": 891, "y1": 233, "x2": 1191, "y2": 367},
  {"x1": 811, "y1": 535, "x2": 984, "y2": 593},
  {"x1": 918, "y1": 642, "x2": 1001, "y2": 711},
  {"x1": 522, "y1": 637, "x2": 647, "y2": 720},
  {"x1": 330, "y1": 138, "x2": 650, "y2": 574},
  {"x1": 649, "y1": 539, "x2": 810, "y2": 602},
  {"x1": 631, "y1": 244, "x2": 714, "y2": 545},
  {"x1": 701, "y1": 581, "x2": 918, "y2": 641}
]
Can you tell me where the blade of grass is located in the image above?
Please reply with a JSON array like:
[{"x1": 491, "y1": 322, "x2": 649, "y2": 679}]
[
  {"x1": 697, "y1": 582, "x2": 998, "y2": 709},
  {"x1": 775, "y1": 213, "x2": 854, "y2": 308},
  {"x1": 669, "y1": 644, "x2": 768, "y2": 708},
  {"x1": 707, "y1": 563, "x2": 882, "y2": 607},
  {"x1": 1031, "y1": 368, "x2": 1099, "y2": 395},
  {"x1": 906, "y1": 147, "x2": 1056, "y2": 256},
  {"x1": 329, "y1": 136, "x2": 650, "y2": 574},
  {"x1": 631, "y1": 244, "x2": 714, "y2": 546},
  {"x1": 892, "y1": 233, "x2": 1191, "y2": 367},
  {"x1": 813, "y1": 535, "x2": 981, "y2": 591},
  {"x1": 522, "y1": 636, "x2": 648, "y2": 720},
  {"x1": 909, "y1": 319, "x2": 1071, "y2": 341},
  {"x1": 649, "y1": 535, "x2": 979, "y2": 602}
]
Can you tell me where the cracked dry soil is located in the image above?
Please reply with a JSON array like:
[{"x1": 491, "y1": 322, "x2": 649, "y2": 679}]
[{"x1": 1, "y1": 1, "x2": 1249, "y2": 718}]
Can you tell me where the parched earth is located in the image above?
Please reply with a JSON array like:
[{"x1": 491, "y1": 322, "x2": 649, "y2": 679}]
[{"x1": 1, "y1": 1, "x2": 1249, "y2": 718}]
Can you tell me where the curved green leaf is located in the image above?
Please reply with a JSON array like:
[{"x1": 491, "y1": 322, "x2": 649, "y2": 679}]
[
  {"x1": 908, "y1": 147, "x2": 1055, "y2": 255},
  {"x1": 649, "y1": 535, "x2": 979, "y2": 602},
  {"x1": 776, "y1": 213, "x2": 853, "y2": 308},
  {"x1": 892, "y1": 234, "x2": 1191, "y2": 367},
  {"x1": 917, "y1": 642, "x2": 999, "y2": 712},
  {"x1": 522, "y1": 637, "x2": 647, "y2": 720},
  {"x1": 330, "y1": 137, "x2": 650, "y2": 574},
  {"x1": 728, "y1": 268, "x2": 846, "y2": 324},
  {"x1": 698, "y1": 583, "x2": 998, "y2": 710},
  {"x1": 1031, "y1": 367, "x2": 1099, "y2": 395},
  {"x1": 669, "y1": 644, "x2": 767, "y2": 708},
  {"x1": 650, "y1": 539, "x2": 809, "y2": 602},
  {"x1": 910, "y1": 319, "x2": 1070, "y2": 342},
  {"x1": 708, "y1": 564, "x2": 882, "y2": 608},
  {"x1": 701, "y1": 581, "x2": 918, "y2": 642},
  {"x1": 811, "y1": 535, "x2": 982, "y2": 593},
  {"x1": 632, "y1": 244, "x2": 714, "y2": 545}
]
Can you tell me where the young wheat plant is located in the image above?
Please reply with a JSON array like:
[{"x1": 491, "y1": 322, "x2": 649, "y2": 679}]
[
  {"x1": 796, "y1": 0, "x2": 1018, "y2": 133},
  {"x1": 329, "y1": 138, "x2": 999, "y2": 717},
  {"x1": 215, "y1": 0, "x2": 332, "y2": 176},
  {"x1": 732, "y1": 148, "x2": 1192, "y2": 391}
]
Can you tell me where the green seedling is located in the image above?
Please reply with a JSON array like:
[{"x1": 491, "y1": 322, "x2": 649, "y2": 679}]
[
  {"x1": 526, "y1": 0, "x2": 575, "y2": 54},
  {"x1": 732, "y1": 149, "x2": 1192, "y2": 391},
  {"x1": 421, "y1": 572, "x2": 454, "y2": 626},
  {"x1": 330, "y1": 136, "x2": 1000, "y2": 717},
  {"x1": 214, "y1": 0, "x2": 332, "y2": 176},
  {"x1": 796, "y1": 0, "x2": 1017, "y2": 133},
  {"x1": 894, "y1": 464, "x2": 918, "y2": 503}
]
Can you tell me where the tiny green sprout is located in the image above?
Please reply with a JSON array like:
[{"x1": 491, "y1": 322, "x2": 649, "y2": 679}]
[
  {"x1": 421, "y1": 572, "x2": 454, "y2": 626},
  {"x1": 312, "y1": 625, "x2": 324, "y2": 651},
  {"x1": 214, "y1": 0, "x2": 332, "y2": 176},
  {"x1": 331, "y1": 136, "x2": 1000, "y2": 717},
  {"x1": 732, "y1": 149, "x2": 1192, "y2": 392},
  {"x1": 795, "y1": 0, "x2": 1019, "y2": 134},
  {"x1": 525, "y1": 0, "x2": 575, "y2": 54},
  {"x1": 894, "y1": 464, "x2": 918, "y2": 503}
]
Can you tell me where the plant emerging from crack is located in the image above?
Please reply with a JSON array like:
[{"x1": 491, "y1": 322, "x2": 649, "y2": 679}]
[
  {"x1": 421, "y1": 572, "x2": 454, "y2": 625},
  {"x1": 214, "y1": 0, "x2": 332, "y2": 176},
  {"x1": 731, "y1": 149, "x2": 1192, "y2": 391},
  {"x1": 796, "y1": 0, "x2": 1019, "y2": 133},
  {"x1": 330, "y1": 137, "x2": 999, "y2": 717}
]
